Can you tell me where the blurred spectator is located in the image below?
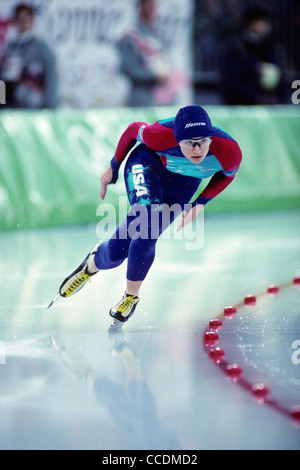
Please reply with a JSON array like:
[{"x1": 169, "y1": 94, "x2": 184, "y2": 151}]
[
  {"x1": 117, "y1": 0, "x2": 187, "y2": 106},
  {"x1": 194, "y1": 0, "x2": 240, "y2": 74},
  {"x1": 221, "y1": 5, "x2": 287, "y2": 105},
  {"x1": 0, "y1": 3, "x2": 58, "y2": 109}
]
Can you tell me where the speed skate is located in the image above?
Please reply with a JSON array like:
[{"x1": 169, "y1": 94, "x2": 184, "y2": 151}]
[
  {"x1": 47, "y1": 240, "x2": 102, "y2": 309},
  {"x1": 109, "y1": 292, "x2": 140, "y2": 331},
  {"x1": 47, "y1": 239, "x2": 140, "y2": 332}
]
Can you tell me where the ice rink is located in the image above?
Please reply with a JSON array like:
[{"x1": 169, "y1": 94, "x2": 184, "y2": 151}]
[{"x1": 0, "y1": 209, "x2": 299, "y2": 450}]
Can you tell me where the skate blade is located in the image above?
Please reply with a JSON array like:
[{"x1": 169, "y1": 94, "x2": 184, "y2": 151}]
[
  {"x1": 108, "y1": 319, "x2": 124, "y2": 332},
  {"x1": 47, "y1": 293, "x2": 61, "y2": 309}
]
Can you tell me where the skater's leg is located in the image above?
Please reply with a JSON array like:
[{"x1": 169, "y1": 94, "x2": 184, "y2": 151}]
[
  {"x1": 92, "y1": 205, "x2": 159, "y2": 291},
  {"x1": 126, "y1": 279, "x2": 143, "y2": 296},
  {"x1": 92, "y1": 146, "x2": 164, "y2": 276},
  {"x1": 108, "y1": 149, "x2": 200, "y2": 328},
  {"x1": 92, "y1": 209, "x2": 140, "y2": 271},
  {"x1": 108, "y1": 205, "x2": 178, "y2": 328},
  {"x1": 86, "y1": 256, "x2": 99, "y2": 274}
]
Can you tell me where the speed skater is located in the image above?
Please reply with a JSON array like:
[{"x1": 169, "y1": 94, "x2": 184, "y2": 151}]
[{"x1": 48, "y1": 105, "x2": 242, "y2": 330}]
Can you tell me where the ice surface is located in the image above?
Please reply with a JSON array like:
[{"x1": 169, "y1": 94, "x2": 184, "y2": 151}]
[{"x1": 0, "y1": 210, "x2": 299, "y2": 449}]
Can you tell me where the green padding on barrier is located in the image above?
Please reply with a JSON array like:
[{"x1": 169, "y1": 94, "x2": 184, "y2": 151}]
[{"x1": 0, "y1": 106, "x2": 299, "y2": 231}]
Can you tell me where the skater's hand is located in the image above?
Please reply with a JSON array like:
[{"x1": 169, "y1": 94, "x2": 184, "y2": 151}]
[
  {"x1": 177, "y1": 205, "x2": 204, "y2": 232},
  {"x1": 100, "y1": 165, "x2": 113, "y2": 200}
]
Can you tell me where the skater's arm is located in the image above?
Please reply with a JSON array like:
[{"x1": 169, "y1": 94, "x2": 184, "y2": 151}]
[
  {"x1": 100, "y1": 165, "x2": 113, "y2": 200},
  {"x1": 177, "y1": 204, "x2": 204, "y2": 232},
  {"x1": 192, "y1": 171, "x2": 237, "y2": 206},
  {"x1": 108, "y1": 119, "x2": 176, "y2": 188},
  {"x1": 177, "y1": 171, "x2": 237, "y2": 231},
  {"x1": 193, "y1": 138, "x2": 242, "y2": 205},
  {"x1": 109, "y1": 121, "x2": 147, "y2": 183}
]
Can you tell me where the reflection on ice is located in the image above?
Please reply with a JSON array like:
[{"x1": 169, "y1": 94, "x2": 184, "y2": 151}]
[
  {"x1": 0, "y1": 211, "x2": 299, "y2": 449},
  {"x1": 52, "y1": 330, "x2": 181, "y2": 450}
]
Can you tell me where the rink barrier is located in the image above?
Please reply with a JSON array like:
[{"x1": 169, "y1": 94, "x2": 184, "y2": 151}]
[
  {"x1": 203, "y1": 276, "x2": 300, "y2": 426},
  {"x1": 0, "y1": 106, "x2": 299, "y2": 231}
]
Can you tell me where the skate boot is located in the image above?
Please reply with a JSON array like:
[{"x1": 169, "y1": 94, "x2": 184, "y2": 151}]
[
  {"x1": 109, "y1": 292, "x2": 140, "y2": 331},
  {"x1": 48, "y1": 240, "x2": 102, "y2": 308}
]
